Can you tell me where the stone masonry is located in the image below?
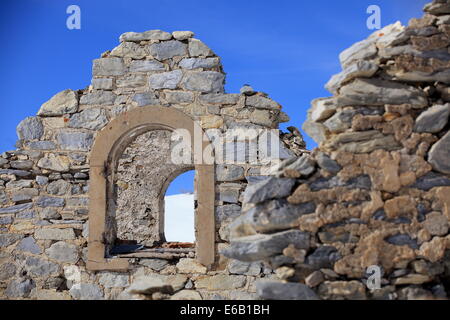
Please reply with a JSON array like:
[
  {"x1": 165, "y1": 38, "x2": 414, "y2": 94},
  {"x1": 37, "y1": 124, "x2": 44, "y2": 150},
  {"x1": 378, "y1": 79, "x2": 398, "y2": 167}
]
[
  {"x1": 2, "y1": 0, "x2": 450, "y2": 301},
  {"x1": 224, "y1": 0, "x2": 450, "y2": 300}
]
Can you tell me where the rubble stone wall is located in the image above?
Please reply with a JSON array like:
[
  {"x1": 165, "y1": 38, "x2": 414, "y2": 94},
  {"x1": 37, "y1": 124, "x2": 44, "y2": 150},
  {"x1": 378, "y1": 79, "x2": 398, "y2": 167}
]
[
  {"x1": 0, "y1": 29, "x2": 294, "y2": 300},
  {"x1": 224, "y1": 0, "x2": 450, "y2": 300}
]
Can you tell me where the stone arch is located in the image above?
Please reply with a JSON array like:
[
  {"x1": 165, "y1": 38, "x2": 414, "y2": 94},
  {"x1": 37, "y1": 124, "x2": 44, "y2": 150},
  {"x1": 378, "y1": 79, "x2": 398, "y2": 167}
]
[{"x1": 87, "y1": 106, "x2": 215, "y2": 271}]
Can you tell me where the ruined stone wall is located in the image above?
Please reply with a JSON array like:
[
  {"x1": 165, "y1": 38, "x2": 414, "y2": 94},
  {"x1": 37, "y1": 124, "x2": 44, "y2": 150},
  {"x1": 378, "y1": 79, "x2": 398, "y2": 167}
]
[
  {"x1": 225, "y1": 0, "x2": 450, "y2": 300},
  {"x1": 0, "y1": 30, "x2": 294, "y2": 300}
]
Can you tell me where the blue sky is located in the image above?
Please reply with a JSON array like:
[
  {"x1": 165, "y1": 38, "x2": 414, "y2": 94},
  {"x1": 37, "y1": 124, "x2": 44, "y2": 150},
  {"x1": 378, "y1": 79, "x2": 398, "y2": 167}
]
[{"x1": 0, "y1": 0, "x2": 428, "y2": 194}]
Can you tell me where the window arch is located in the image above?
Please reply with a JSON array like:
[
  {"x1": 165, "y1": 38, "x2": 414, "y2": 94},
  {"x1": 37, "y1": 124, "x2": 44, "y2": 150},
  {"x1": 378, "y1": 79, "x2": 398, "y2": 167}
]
[{"x1": 87, "y1": 106, "x2": 215, "y2": 271}]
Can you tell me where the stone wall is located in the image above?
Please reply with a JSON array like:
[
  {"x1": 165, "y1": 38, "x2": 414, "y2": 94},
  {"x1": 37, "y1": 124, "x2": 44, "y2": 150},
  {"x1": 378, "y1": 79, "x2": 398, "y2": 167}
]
[
  {"x1": 0, "y1": 29, "x2": 295, "y2": 300},
  {"x1": 224, "y1": 0, "x2": 450, "y2": 300}
]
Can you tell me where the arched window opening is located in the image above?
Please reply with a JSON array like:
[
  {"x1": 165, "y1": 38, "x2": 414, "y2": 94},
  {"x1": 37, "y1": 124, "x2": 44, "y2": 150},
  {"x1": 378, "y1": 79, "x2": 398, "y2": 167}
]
[{"x1": 164, "y1": 170, "x2": 196, "y2": 243}]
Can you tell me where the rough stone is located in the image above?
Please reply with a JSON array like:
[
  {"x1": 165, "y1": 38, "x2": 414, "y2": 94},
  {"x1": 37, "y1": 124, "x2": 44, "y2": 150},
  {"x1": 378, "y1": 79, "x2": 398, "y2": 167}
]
[
  {"x1": 414, "y1": 104, "x2": 450, "y2": 133},
  {"x1": 133, "y1": 92, "x2": 159, "y2": 106},
  {"x1": 222, "y1": 230, "x2": 310, "y2": 262},
  {"x1": 69, "y1": 108, "x2": 108, "y2": 130},
  {"x1": 45, "y1": 241, "x2": 79, "y2": 263},
  {"x1": 69, "y1": 283, "x2": 103, "y2": 300},
  {"x1": 195, "y1": 275, "x2": 246, "y2": 290},
  {"x1": 93, "y1": 58, "x2": 125, "y2": 76},
  {"x1": 35, "y1": 228, "x2": 75, "y2": 240},
  {"x1": 428, "y1": 131, "x2": 450, "y2": 174},
  {"x1": 243, "y1": 177, "x2": 295, "y2": 204},
  {"x1": 0, "y1": 203, "x2": 33, "y2": 215},
  {"x1": 17, "y1": 117, "x2": 44, "y2": 141},
  {"x1": 16, "y1": 236, "x2": 41, "y2": 254},
  {"x1": 149, "y1": 40, "x2": 187, "y2": 61},
  {"x1": 172, "y1": 31, "x2": 194, "y2": 40},
  {"x1": 179, "y1": 57, "x2": 220, "y2": 69},
  {"x1": 326, "y1": 61, "x2": 379, "y2": 94},
  {"x1": 25, "y1": 256, "x2": 60, "y2": 277},
  {"x1": 188, "y1": 38, "x2": 213, "y2": 57},
  {"x1": 170, "y1": 290, "x2": 202, "y2": 300},
  {"x1": 309, "y1": 98, "x2": 337, "y2": 122},
  {"x1": 176, "y1": 258, "x2": 207, "y2": 274},
  {"x1": 120, "y1": 30, "x2": 172, "y2": 42},
  {"x1": 5, "y1": 278, "x2": 35, "y2": 298},
  {"x1": 182, "y1": 71, "x2": 225, "y2": 93},
  {"x1": 37, "y1": 90, "x2": 78, "y2": 116},
  {"x1": 337, "y1": 79, "x2": 428, "y2": 108},
  {"x1": 149, "y1": 70, "x2": 183, "y2": 90},
  {"x1": 246, "y1": 95, "x2": 281, "y2": 110},
  {"x1": 98, "y1": 273, "x2": 129, "y2": 288},
  {"x1": 256, "y1": 281, "x2": 319, "y2": 300},
  {"x1": 57, "y1": 131, "x2": 94, "y2": 151},
  {"x1": 80, "y1": 91, "x2": 116, "y2": 105},
  {"x1": 0, "y1": 233, "x2": 23, "y2": 247}
]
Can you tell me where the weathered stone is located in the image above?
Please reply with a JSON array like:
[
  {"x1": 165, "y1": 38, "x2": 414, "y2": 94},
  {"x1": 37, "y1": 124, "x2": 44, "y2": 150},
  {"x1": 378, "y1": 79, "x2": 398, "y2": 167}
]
[
  {"x1": 127, "y1": 276, "x2": 174, "y2": 295},
  {"x1": 243, "y1": 177, "x2": 296, "y2": 204},
  {"x1": 172, "y1": 31, "x2": 194, "y2": 40},
  {"x1": 188, "y1": 38, "x2": 213, "y2": 57},
  {"x1": 129, "y1": 61, "x2": 165, "y2": 75},
  {"x1": 170, "y1": 290, "x2": 202, "y2": 300},
  {"x1": 231, "y1": 200, "x2": 315, "y2": 236},
  {"x1": 305, "y1": 271, "x2": 325, "y2": 288},
  {"x1": 0, "y1": 169, "x2": 31, "y2": 177},
  {"x1": 323, "y1": 109, "x2": 357, "y2": 133},
  {"x1": 11, "y1": 188, "x2": 38, "y2": 202},
  {"x1": 98, "y1": 273, "x2": 129, "y2": 288},
  {"x1": 424, "y1": 2, "x2": 450, "y2": 15},
  {"x1": 37, "y1": 154, "x2": 70, "y2": 172},
  {"x1": 10, "y1": 160, "x2": 33, "y2": 170},
  {"x1": 222, "y1": 230, "x2": 310, "y2": 262},
  {"x1": 216, "y1": 204, "x2": 241, "y2": 223},
  {"x1": 16, "y1": 236, "x2": 41, "y2": 254},
  {"x1": 195, "y1": 275, "x2": 246, "y2": 290},
  {"x1": 25, "y1": 256, "x2": 60, "y2": 277},
  {"x1": 110, "y1": 42, "x2": 147, "y2": 59},
  {"x1": 246, "y1": 95, "x2": 281, "y2": 110},
  {"x1": 0, "y1": 215, "x2": 13, "y2": 225},
  {"x1": 163, "y1": 91, "x2": 193, "y2": 103},
  {"x1": 428, "y1": 132, "x2": 450, "y2": 174},
  {"x1": 138, "y1": 259, "x2": 169, "y2": 271},
  {"x1": 149, "y1": 70, "x2": 183, "y2": 90},
  {"x1": 39, "y1": 208, "x2": 61, "y2": 220},
  {"x1": 176, "y1": 258, "x2": 207, "y2": 274},
  {"x1": 179, "y1": 57, "x2": 220, "y2": 69},
  {"x1": 306, "y1": 246, "x2": 341, "y2": 269},
  {"x1": 45, "y1": 241, "x2": 79, "y2": 263},
  {"x1": 182, "y1": 71, "x2": 225, "y2": 93},
  {"x1": 132, "y1": 92, "x2": 159, "y2": 107},
  {"x1": 309, "y1": 98, "x2": 337, "y2": 122},
  {"x1": 5, "y1": 278, "x2": 35, "y2": 298},
  {"x1": 228, "y1": 260, "x2": 262, "y2": 276},
  {"x1": 35, "y1": 196, "x2": 65, "y2": 208},
  {"x1": 419, "y1": 237, "x2": 447, "y2": 263},
  {"x1": 17, "y1": 117, "x2": 44, "y2": 141},
  {"x1": 35, "y1": 228, "x2": 75, "y2": 240},
  {"x1": 385, "y1": 234, "x2": 418, "y2": 249},
  {"x1": 393, "y1": 274, "x2": 432, "y2": 285},
  {"x1": 69, "y1": 283, "x2": 103, "y2": 300},
  {"x1": 256, "y1": 280, "x2": 319, "y2": 300},
  {"x1": 69, "y1": 108, "x2": 108, "y2": 130},
  {"x1": 339, "y1": 38, "x2": 377, "y2": 68},
  {"x1": 0, "y1": 203, "x2": 33, "y2": 215},
  {"x1": 57, "y1": 131, "x2": 94, "y2": 151},
  {"x1": 216, "y1": 165, "x2": 245, "y2": 182},
  {"x1": 411, "y1": 171, "x2": 450, "y2": 190},
  {"x1": 326, "y1": 61, "x2": 379, "y2": 94},
  {"x1": 26, "y1": 141, "x2": 56, "y2": 150},
  {"x1": 414, "y1": 104, "x2": 450, "y2": 133},
  {"x1": 37, "y1": 90, "x2": 78, "y2": 116},
  {"x1": 337, "y1": 79, "x2": 428, "y2": 108},
  {"x1": 46, "y1": 180, "x2": 70, "y2": 196},
  {"x1": 199, "y1": 93, "x2": 240, "y2": 104},
  {"x1": 116, "y1": 74, "x2": 147, "y2": 88},
  {"x1": 424, "y1": 212, "x2": 449, "y2": 236},
  {"x1": 302, "y1": 121, "x2": 328, "y2": 144},
  {"x1": 316, "y1": 152, "x2": 341, "y2": 173},
  {"x1": 149, "y1": 40, "x2": 187, "y2": 61},
  {"x1": 32, "y1": 289, "x2": 72, "y2": 300},
  {"x1": 200, "y1": 115, "x2": 224, "y2": 128},
  {"x1": 91, "y1": 78, "x2": 113, "y2": 90},
  {"x1": 325, "y1": 130, "x2": 401, "y2": 153},
  {"x1": 80, "y1": 91, "x2": 116, "y2": 105},
  {"x1": 93, "y1": 58, "x2": 125, "y2": 76},
  {"x1": 0, "y1": 263, "x2": 16, "y2": 281},
  {"x1": 275, "y1": 154, "x2": 316, "y2": 178},
  {"x1": 120, "y1": 30, "x2": 172, "y2": 42},
  {"x1": 0, "y1": 233, "x2": 23, "y2": 247},
  {"x1": 318, "y1": 281, "x2": 366, "y2": 300}
]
